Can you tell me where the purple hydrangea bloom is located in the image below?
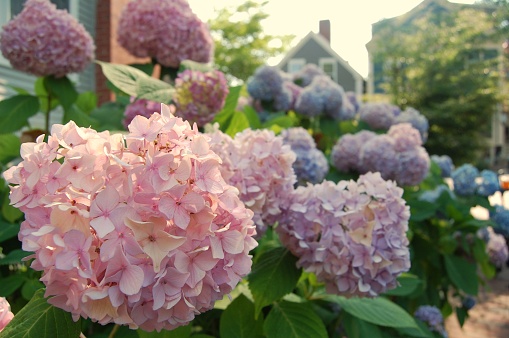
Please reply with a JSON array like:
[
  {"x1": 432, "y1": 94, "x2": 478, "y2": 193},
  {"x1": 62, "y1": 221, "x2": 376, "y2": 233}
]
[
  {"x1": 123, "y1": 98, "x2": 162, "y2": 129},
  {"x1": 331, "y1": 131, "x2": 377, "y2": 173},
  {"x1": 345, "y1": 91, "x2": 361, "y2": 113},
  {"x1": 283, "y1": 81, "x2": 303, "y2": 111},
  {"x1": 451, "y1": 164, "x2": 480, "y2": 196},
  {"x1": 117, "y1": 0, "x2": 213, "y2": 68},
  {"x1": 273, "y1": 85, "x2": 293, "y2": 112},
  {"x1": 281, "y1": 127, "x2": 328, "y2": 185},
  {"x1": 387, "y1": 123, "x2": 423, "y2": 152},
  {"x1": 462, "y1": 296, "x2": 476, "y2": 310},
  {"x1": 414, "y1": 305, "x2": 447, "y2": 337},
  {"x1": 174, "y1": 69, "x2": 229, "y2": 127},
  {"x1": 476, "y1": 170, "x2": 500, "y2": 197},
  {"x1": 395, "y1": 147, "x2": 430, "y2": 186},
  {"x1": 359, "y1": 103, "x2": 396, "y2": 130},
  {"x1": 359, "y1": 135, "x2": 399, "y2": 180},
  {"x1": 394, "y1": 107, "x2": 429, "y2": 142},
  {"x1": 247, "y1": 66, "x2": 285, "y2": 102},
  {"x1": 0, "y1": 0, "x2": 95, "y2": 77},
  {"x1": 294, "y1": 75, "x2": 346, "y2": 119},
  {"x1": 485, "y1": 226, "x2": 509, "y2": 268},
  {"x1": 277, "y1": 172, "x2": 410, "y2": 297},
  {"x1": 293, "y1": 63, "x2": 326, "y2": 87},
  {"x1": 431, "y1": 155, "x2": 455, "y2": 178}
]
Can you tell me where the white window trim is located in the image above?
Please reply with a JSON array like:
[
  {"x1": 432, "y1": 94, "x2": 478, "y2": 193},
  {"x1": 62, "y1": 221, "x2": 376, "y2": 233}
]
[
  {"x1": 319, "y1": 57, "x2": 338, "y2": 82},
  {"x1": 287, "y1": 58, "x2": 306, "y2": 74}
]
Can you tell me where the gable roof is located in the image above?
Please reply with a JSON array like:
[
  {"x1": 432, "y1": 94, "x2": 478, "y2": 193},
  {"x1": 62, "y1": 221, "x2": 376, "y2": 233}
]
[{"x1": 277, "y1": 31, "x2": 364, "y2": 81}]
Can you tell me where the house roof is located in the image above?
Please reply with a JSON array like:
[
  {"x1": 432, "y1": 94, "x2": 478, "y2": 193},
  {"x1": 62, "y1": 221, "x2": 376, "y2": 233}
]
[{"x1": 277, "y1": 31, "x2": 364, "y2": 81}]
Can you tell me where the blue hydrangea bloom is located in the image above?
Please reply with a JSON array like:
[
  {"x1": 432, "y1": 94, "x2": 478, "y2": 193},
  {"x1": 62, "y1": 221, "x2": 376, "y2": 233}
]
[
  {"x1": 294, "y1": 75, "x2": 346, "y2": 119},
  {"x1": 431, "y1": 155, "x2": 454, "y2": 178},
  {"x1": 476, "y1": 170, "x2": 500, "y2": 197},
  {"x1": 247, "y1": 65, "x2": 285, "y2": 101},
  {"x1": 491, "y1": 205, "x2": 509, "y2": 237},
  {"x1": 419, "y1": 185, "x2": 455, "y2": 203},
  {"x1": 414, "y1": 305, "x2": 448, "y2": 338},
  {"x1": 462, "y1": 296, "x2": 476, "y2": 310},
  {"x1": 451, "y1": 164, "x2": 479, "y2": 196}
]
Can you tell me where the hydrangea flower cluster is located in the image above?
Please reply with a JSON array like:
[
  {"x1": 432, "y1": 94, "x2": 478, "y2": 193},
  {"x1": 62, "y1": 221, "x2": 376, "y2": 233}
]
[
  {"x1": 418, "y1": 185, "x2": 455, "y2": 203},
  {"x1": 431, "y1": 155, "x2": 454, "y2": 178},
  {"x1": 332, "y1": 124, "x2": 430, "y2": 186},
  {"x1": 414, "y1": 306, "x2": 448, "y2": 337},
  {"x1": 394, "y1": 107, "x2": 429, "y2": 142},
  {"x1": 117, "y1": 0, "x2": 213, "y2": 68},
  {"x1": 246, "y1": 66, "x2": 293, "y2": 112},
  {"x1": 123, "y1": 98, "x2": 162, "y2": 129},
  {"x1": 0, "y1": 0, "x2": 95, "y2": 77},
  {"x1": 331, "y1": 131, "x2": 377, "y2": 173},
  {"x1": 207, "y1": 126, "x2": 296, "y2": 235},
  {"x1": 292, "y1": 64, "x2": 326, "y2": 87},
  {"x1": 280, "y1": 127, "x2": 329, "y2": 185},
  {"x1": 490, "y1": 205, "x2": 509, "y2": 238},
  {"x1": 484, "y1": 227, "x2": 509, "y2": 268},
  {"x1": 3, "y1": 106, "x2": 257, "y2": 331},
  {"x1": 476, "y1": 170, "x2": 500, "y2": 197},
  {"x1": 358, "y1": 103, "x2": 396, "y2": 130},
  {"x1": 0, "y1": 298, "x2": 14, "y2": 332},
  {"x1": 277, "y1": 172, "x2": 411, "y2": 297},
  {"x1": 451, "y1": 164, "x2": 480, "y2": 196},
  {"x1": 174, "y1": 69, "x2": 229, "y2": 127},
  {"x1": 294, "y1": 75, "x2": 347, "y2": 120}
]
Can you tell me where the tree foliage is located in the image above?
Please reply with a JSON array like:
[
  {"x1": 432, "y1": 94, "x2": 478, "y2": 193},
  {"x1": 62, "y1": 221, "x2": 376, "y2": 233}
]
[
  {"x1": 208, "y1": 1, "x2": 294, "y2": 83},
  {"x1": 372, "y1": 7, "x2": 502, "y2": 165}
]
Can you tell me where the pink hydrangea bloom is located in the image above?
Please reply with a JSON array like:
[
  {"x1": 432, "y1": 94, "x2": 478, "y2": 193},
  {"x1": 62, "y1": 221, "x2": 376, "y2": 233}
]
[
  {"x1": 358, "y1": 103, "x2": 396, "y2": 130},
  {"x1": 123, "y1": 98, "x2": 162, "y2": 129},
  {"x1": 0, "y1": 297, "x2": 14, "y2": 332},
  {"x1": 0, "y1": 0, "x2": 94, "y2": 77},
  {"x1": 117, "y1": 0, "x2": 213, "y2": 68},
  {"x1": 331, "y1": 131, "x2": 377, "y2": 173},
  {"x1": 207, "y1": 126, "x2": 296, "y2": 235},
  {"x1": 174, "y1": 69, "x2": 229, "y2": 127},
  {"x1": 3, "y1": 105, "x2": 257, "y2": 331},
  {"x1": 277, "y1": 172, "x2": 411, "y2": 297},
  {"x1": 387, "y1": 123, "x2": 423, "y2": 152}
]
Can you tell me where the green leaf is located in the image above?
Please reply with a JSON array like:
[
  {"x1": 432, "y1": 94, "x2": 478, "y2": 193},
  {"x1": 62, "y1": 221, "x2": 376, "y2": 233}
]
[
  {"x1": 0, "y1": 95, "x2": 40, "y2": 133},
  {"x1": 63, "y1": 105, "x2": 97, "y2": 127},
  {"x1": 383, "y1": 273, "x2": 422, "y2": 297},
  {"x1": 90, "y1": 101, "x2": 126, "y2": 131},
  {"x1": 408, "y1": 199, "x2": 437, "y2": 221},
  {"x1": 444, "y1": 255, "x2": 478, "y2": 295},
  {"x1": 137, "y1": 324, "x2": 192, "y2": 338},
  {"x1": 2, "y1": 196, "x2": 23, "y2": 223},
  {"x1": 243, "y1": 106, "x2": 261, "y2": 129},
  {"x1": 325, "y1": 295, "x2": 425, "y2": 334},
  {"x1": 0, "y1": 134, "x2": 21, "y2": 164},
  {"x1": 21, "y1": 280, "x2": 44, "y2": 301},
  {"x1": 0, "y1": 289, "x2": 82, "y2": 338},
  {"x1": 44, "y1": 75, "x2": 78, "y2": 111},
  {"x1": 34, "y1": 78, "x2": 59, "y2": 112},
  {"x1": 225, "y1": 111, "x2": 250, "y2": 137},
  {"x1": 0, "y1": 221, "x2": 20, "y2": 242},
  {"x1": 97, "y1": 61, "x2": 150, "y2": 97},
  {"x1": 75, "y1": 91, "x2": 98, "y2": 114},
  {"x1": 220, "y1": 294, "x2": 264, "y2": 338},
  {"x1": 0, "y1": 274, "x2": 26, "y2": 297},
  {"x1": 0, "y1": 249, "x2": 31, "y2": 265},
  {"x1": 221, "y1": 86, "x2": 242, "y2": 115},
  {"x1": 263, "y1": 300, "x2": 327, "y2": 338},
  {"x1": 248, "y1": 247, "x2": 301, "y2": 316},
  {"x1": 262, "y1": 115, "x2": 295, "y2": 130},
  {"x1": 136, "y1": 77, "x2": 175, "y2": 103},
  {"x1": 342, "y1": 312, "x2": 383, "y2": 338},
  {"x1": 129, "y1": 63, "x2": 155, "y2": 76}
]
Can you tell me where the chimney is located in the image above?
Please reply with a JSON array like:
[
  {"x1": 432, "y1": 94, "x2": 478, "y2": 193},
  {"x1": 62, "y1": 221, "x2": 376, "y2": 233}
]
[{"x1": 319, "y1": 20, "x2": 330, "y2": 44}]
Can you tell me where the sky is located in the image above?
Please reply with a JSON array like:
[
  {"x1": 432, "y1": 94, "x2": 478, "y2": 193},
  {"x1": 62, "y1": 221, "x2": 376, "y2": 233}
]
[{"x1": 187, "y1": 0, "x2": 478, "y2": 78}]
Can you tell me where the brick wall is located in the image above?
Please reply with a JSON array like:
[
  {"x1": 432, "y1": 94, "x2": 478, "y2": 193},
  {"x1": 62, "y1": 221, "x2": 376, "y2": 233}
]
[{"x1": 95, "y1": 0, "x2": 150, "y2": 105}]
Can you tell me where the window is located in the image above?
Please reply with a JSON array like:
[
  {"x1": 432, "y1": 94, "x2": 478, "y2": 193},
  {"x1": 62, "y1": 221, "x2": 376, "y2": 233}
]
[
  {"x1": 288, "y1": 58, "x2": 305, "y2": 74},
  {"x1": 319, "y1": 58, "x2": 337, "y2": 82}
]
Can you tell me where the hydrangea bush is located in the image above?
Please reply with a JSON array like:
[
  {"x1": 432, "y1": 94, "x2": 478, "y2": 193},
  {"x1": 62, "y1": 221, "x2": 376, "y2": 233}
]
[{"x1": 0, "y1": 1, "x2": 504, "y2": 337}]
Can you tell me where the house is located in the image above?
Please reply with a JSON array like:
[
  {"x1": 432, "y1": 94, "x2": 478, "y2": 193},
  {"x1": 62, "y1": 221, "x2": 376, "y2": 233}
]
[
  {"x1": 0, "y1": 0, "x2": 147, "y2": 110},
  {"x1": 277, "y1": 20, "x2": 364, "y2": 98},
  {"x1": 365, "y1": 0, "x2": 508, "y2": 167}
]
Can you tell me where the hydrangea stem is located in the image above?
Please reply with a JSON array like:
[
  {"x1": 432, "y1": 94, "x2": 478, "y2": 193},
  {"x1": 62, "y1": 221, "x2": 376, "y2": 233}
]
[{"x1": 108, "y1": 324, "x2": 120, "y2": 338}]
